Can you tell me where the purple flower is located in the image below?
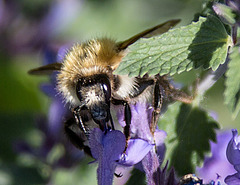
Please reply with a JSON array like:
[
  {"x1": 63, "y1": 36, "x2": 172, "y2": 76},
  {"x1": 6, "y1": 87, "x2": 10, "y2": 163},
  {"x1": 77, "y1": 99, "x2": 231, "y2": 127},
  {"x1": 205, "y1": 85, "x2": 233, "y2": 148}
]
[
  {"x1": 159, "y1": 163, "x2": 178, "y2": 185},
  {"x1": 39, "y1": 45, "x2": 70, "y2": 142},
  {"x1": 116, "y1": 103, "x2": 167, "y2": 185},
  {"x1": 225, "y1": 173, "x2": 240, "y2": 185},
  {"x1": 118, "y1": 139, "x2": 154, "y2": 166},
  {"x1": 196, "y1": 130, "x2": 235, "y2": 183},
  {"x1": 226, "y1": 129, "x2": 240, "y2": 171},
  {"x1": 116, "y1": 103, "x2": 167, "y2": 154},
  {"x1": 225, "y1": 129, "x2": 240, "y2": 184},
  {"x1": 89, "y1": 128, "x2": 153, "y2": 185},
  {"x1": 40, "y1": 83, "x2": 68, "y2": 140},
  {"x1": 14, "y1": 45, "x2": 84, "y2": 169}
]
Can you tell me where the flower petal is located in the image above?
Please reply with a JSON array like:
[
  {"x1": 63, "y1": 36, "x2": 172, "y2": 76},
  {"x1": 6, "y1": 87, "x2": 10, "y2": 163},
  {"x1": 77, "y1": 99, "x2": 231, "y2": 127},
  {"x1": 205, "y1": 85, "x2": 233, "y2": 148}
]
[
  {"x1": 227, "y1": 129, "x2": 240, "y2": 172},
  {"x1": 154, "y1": 129, "x2": 167, "y2": 161},
  {"x1": 118, "y1": 139, "x2": 153, "y2": 166},
  {"x1": 102, "y1": 130, "x2": 126, "y2": 161},
  {"x1": 89, "y1": 128, "x2": 104, "y2": 160},
  {"x1": 197, "y1": 130, "x2": 236, "y2": 182},
  {"x1": 89, "y1": 128, "x2": 126, "y2": 185},
  {"x1": 225, "y1": 172, "x2": 240, "y2": 185}
]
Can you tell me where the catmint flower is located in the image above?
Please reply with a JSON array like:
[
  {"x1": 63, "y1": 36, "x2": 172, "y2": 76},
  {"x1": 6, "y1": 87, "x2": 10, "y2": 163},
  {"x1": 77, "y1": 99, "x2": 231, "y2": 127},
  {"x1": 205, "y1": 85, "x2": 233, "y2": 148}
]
[
  {"x1": 226, "y1": 129, "x2": 240, "y2": 172},
  {"x1": 117, "y1": 103, "x2": 167, "y2": 155},
  {"x1": 14, "y1": 81, "x2": 84, "y2": 168},
  {"x1": 40, "y1": 45, "x2": 70, "y2": 141},
  {"x1": 116, "y1": 103, "x2": 167, "y2": 185},
  {"x1": 89, "y1": 128, "x2": 153, "y2": 185},
  {"x1": 225, "y1": 173, "x2": 240, "y2": 185},
  {"x1": 159, "y1": 163, "x2": 178, "y2": 185},
  {"x1": 197, "y1": 130, "x2": 235, "y2": 183},
  {"x1": 225, "y1": 129, "x2": 240, "y2": 184},
  {"x1": 14, "y1": 45, "x2": 84, "y2": 169},
  {"x1": 118, "y1": 138, "x2": 154, "y2": 166}
]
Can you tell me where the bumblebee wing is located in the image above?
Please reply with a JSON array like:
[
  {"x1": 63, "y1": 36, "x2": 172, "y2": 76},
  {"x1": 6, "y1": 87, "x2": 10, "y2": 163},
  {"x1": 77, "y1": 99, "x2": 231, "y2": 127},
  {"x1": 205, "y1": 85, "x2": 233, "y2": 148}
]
[
  {"x1": 28, "y1": 62, "x2": 62, "y2": 75},
  {"x1": 117, "y1": 19, "x2": 180, "y2": 50}
]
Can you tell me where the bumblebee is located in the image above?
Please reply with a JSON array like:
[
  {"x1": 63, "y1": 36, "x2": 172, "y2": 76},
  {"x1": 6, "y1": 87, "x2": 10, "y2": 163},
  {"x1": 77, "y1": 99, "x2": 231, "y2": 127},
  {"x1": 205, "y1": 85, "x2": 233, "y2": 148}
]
[
  {"x1": 180, "y1": 174, "x2": 203, "y2": 185},
  {"x1": 29, "y1": 20, "x2": 192, "y2": 154}
]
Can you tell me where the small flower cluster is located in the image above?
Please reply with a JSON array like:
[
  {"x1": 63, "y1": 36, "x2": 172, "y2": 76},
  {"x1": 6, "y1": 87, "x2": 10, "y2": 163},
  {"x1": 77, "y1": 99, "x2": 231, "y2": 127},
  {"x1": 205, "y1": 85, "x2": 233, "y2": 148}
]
[
  {"x1": 225, "y1": 129, "x2": 240, "y2": 184},
  {"x1": 87, "y1": 103, "x2": 167, "y2": 185},
  {"x1": 14, "y1": 46, "x2": 84, "y2": 172},
  {"x1": 198, "y1": 129, "x2": 240, "y2": 184}
]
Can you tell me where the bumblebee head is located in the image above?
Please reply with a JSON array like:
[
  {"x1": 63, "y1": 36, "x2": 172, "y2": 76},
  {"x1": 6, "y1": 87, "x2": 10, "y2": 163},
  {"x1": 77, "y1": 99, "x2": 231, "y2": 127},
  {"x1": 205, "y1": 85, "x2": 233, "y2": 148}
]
[{"x1": 76, "y1": 74, "x2": 111, "y2": 123}]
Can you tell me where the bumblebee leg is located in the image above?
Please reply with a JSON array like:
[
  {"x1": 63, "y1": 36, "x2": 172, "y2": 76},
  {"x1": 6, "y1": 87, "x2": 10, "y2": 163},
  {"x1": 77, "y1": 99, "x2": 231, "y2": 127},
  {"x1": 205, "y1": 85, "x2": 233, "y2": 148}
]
[
  {"x1": 109, "y1": 112, "x2": 115, "y2": 130},
  {"x1": 158, "y1": 75, "x2": 193, "y2": 104},
  {"x1": 112, "y1": 99, "x2": 132, "y2": 147},
  {"x1": 123, "y1": 102, "x2": 131, "y2": 142},
  {"x1": 150, "y1": 80, "x2": 162, "y2": 134},
  {"x1": 150, "y1": 75, "x2": 192, "y2": 134},
  {"x1": 168, "y1": 88, "x2": 193, "y2": 104},
  {"x1": 72, "y1": 106, "x2": 88, "y2": 136},
  {"x1": 64, "y1": 117, "x2": 92, "y2": 157}
]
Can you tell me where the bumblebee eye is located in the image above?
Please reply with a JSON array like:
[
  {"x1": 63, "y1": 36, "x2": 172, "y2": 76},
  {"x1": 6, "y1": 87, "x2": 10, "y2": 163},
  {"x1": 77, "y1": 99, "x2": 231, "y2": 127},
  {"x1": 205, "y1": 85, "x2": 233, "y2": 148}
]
[{"x1": 102, "y1": 82, "x2": 111, "y2": 100}]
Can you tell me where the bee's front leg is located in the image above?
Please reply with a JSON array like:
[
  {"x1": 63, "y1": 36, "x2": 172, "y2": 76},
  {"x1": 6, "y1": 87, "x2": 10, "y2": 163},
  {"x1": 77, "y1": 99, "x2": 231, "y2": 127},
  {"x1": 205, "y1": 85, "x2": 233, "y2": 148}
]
[
  {"x1": 111, "y1": 98, "x2": 132, "y2": 148},
  {"x1": 72, "y1": 106, "x2": 89, "y2": 137},
  {"x1": 108, "y1": 109, "x2": 115, "y2": 131}
]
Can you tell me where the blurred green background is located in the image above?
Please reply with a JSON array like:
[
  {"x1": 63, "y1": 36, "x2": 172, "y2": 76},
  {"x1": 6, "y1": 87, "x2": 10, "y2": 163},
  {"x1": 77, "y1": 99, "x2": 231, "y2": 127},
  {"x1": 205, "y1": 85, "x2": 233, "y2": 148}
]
[{"x1": 0, "y1": 0, "x2": 239, "y2": 184}]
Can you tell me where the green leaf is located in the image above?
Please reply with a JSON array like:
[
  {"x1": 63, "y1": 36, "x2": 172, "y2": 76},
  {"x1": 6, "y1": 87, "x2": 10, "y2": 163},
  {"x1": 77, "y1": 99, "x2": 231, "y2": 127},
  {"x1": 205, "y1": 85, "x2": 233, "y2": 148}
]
[
  {"x1": 114, "y1": 15, "x2": 232, "y2": 77},
  {"x1": 224, "y1": 47, "x2": 240, "y2": 119},
  {"x1": 159, "y1": 102, "x2": 219, "y2": 176}
]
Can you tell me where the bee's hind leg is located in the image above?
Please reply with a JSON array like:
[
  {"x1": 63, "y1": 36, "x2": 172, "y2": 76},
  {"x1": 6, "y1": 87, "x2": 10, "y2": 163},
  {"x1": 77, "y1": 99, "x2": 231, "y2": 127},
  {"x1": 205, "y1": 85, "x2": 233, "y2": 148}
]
[
  {"x1": 150, "y1": 75, "x2": 193, "y2": 134},
  {"x1": 150, "y1": 80, "x2": 162, "y2": 134},
  {"x1": 123, "y1": 102, "x2": 131, "y2": 143}
]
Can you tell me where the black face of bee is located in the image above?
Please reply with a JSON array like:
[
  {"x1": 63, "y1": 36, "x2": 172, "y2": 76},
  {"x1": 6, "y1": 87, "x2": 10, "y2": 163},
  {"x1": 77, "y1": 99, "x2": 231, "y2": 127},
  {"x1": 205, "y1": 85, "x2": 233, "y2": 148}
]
[{"x1": 76, "y1": 74, "x2": 111, "y2": 126}]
